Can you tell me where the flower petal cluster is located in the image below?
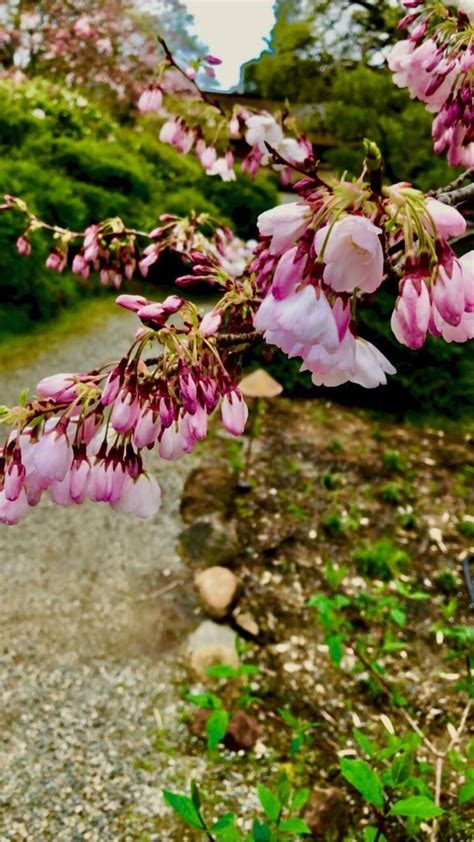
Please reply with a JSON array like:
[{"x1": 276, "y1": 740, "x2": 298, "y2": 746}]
[
  {"x1": 389, "y1": 2, "x2": 474, "y2": 165},
  {"x1": 0, "y1": 294, "x2": 250, "y2": 525}
]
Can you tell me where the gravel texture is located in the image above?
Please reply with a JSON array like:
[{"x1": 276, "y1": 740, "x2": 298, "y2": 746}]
[{"x1": 0, "y1": 303, "x2": 200, "y2": 840}]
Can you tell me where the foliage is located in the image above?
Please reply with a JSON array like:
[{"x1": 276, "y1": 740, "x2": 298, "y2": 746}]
[
  {"x1": 242, "y1": 1, "x2": 458, "y2": 190},
  {"x1": 0, "y1": 79, "x2": 277, "y2": 337},
  {"x1": 163, "y1": 775, "x2": 311, "y2": 841}
]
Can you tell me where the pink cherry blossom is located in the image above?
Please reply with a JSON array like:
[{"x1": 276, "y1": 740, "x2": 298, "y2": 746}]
[
  {"x1": 391, "y1": 276, "x2": 431, "y2": 349},
  {"x1": 33, "y1": 429, "x2": 73, "y2": 485},
  {"x1": 460, "y1": 251, "x2": 474, "y2": 312},
  {"x1": 112, "y1": 473, "x2": 161, "y2": 519},
  {"x1": 16, "y1": 236, "x2": 31, "y2": 256},
  {"x1": 199, "y1": 309, "x2": 222, "y2": 337},
  {"x1": 432, "y1": 261, "x2": 466, "y2": 326},
  {"x1": 315, "y1": 216, "x2": 384, "y2": 294},
  {"x1": 132, "y1": 406, "x2": 161, "y2": 448},
  {"x1": 425, "y1": 198, "x2": 467, "y2": 239},
  {"x1": 36, "y1": 372, "x2": 78, "y2": 402},
  {"x1": 271, "y1": 247, "x2": 307, "y2": 300},
  {"x1": 4, "y1": 458, "x2": 25, "y2": 501},
  {"x1": 0, "y1": 488, "x2": 28, "y2": 525},
  {"x1": 69, "y1": 458, "x2": 91, "y2": 503},
  {"x1": 221, "y1": 390, "x2": 249, "y2": 436},
  {"x1": 110, "y1": 390, "x2": 140, "y2": 433},
  {"x1": 350, "y1": 339, "x2": 396, "y2": 388},
  {"x1": 257, "y1": 202, "x2": 311, "y2": 255}
]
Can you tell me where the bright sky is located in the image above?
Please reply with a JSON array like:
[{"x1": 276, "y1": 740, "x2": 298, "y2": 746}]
[{"x1": 185, "y1": 0, "x2": 276, "y2": 90}]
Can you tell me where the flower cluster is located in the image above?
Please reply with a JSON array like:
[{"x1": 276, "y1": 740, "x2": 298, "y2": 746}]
[
  {"x1": 391, "y1": 198, "x2": 473, "y2": 346},
  {"x1": 2, "y1": 196, "x2": 253, "y2": 288},
  {"x1": 0, "y1": 2, "x2": 159, "y2": 103},
  {"x1": 389, "y1": 1, "x2": 474, "y2": 165},
  {"x1": 250, "y1": 171, "x2": 472, "y2": 386},
  {"x1": 0, "y1": 294, "x2": 250, "y2": 525},
  {"x1": 137, "y1": 47, "x2": 312, "y2": 182}
]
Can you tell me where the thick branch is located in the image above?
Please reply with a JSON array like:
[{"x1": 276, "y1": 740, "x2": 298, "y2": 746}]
[
  {"x1": 430, "y1": 167, "x2": 474, "y2": 198},
  {"x1": 436, "y1": 181, "x2": 474, "y2": 207}
]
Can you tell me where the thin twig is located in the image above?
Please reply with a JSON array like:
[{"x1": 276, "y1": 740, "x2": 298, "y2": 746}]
[
  {"x1": 158, "y1": 35, "x2": 225, "y2": 116},
  {"x1": 133, "y1": 580, "x2": 182, "y2": 602},
  {"x1": 431, "y1": 698, "x2": 472, "y2": 842}
]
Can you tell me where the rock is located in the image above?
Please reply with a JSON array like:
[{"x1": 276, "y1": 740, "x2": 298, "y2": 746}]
[
  {"x1": 180, "y1": 515, "x2": 239, "y2": 566},
  {"x1": 304, "y1": 787, "x2": 349, "y2": 840},
  {"x1": 233, "y1": 611, "x2": 259, "y2": 637},
  {"x1": 187, "y1": 621, "x2": 239, "y2": 677},
  {"x1": 224, "y1": 710, "x2": 262, "y2": 751},
  {"x1": 195, "y1": 566, "x2": 242, "y2": 620}
]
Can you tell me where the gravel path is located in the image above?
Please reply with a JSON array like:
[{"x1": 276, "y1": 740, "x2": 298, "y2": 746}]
[{"x1": 0, "y1": 302, "x2": 199, "y2": 840}]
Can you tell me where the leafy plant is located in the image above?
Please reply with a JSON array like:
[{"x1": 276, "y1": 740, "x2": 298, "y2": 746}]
[
  {"x1": 352, "y1": 540, "x2": 409, "y2": 581},
  {"x1": 163, "y1": 776, "x2": 311, "y2": 841}
]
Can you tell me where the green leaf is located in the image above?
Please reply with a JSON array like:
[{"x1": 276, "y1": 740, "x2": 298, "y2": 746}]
[
  {"x1": 340, "y1": 758, "x2": 385, "y2": 809},
  {"x1": 389, "y1": 796, "x2": 444, "y2": 819},
  {"x1": 252, "y1": 819, "x2": 272, "y2": 841},
  {"x1": 291, "y1": 788, "x2": 310, "y2": 811},
  {"x1": 459, "y1": 782, "x2": 474, "y2": 805},
  {"x1": 206, "y1": 664, "x2": 239, "y2": 680},
  {"x1": 163, "y1": 791, "x2": 205, "y2": 829},
  {"x1": 279, "y1": 709, "x2": 299, "y2": 728},
  {"x1": 186, "y1": 691, "x2": 222, "y2": 710},
  {"x1": 278, "y1": 773, "x2": 291, "y2": 808},
  {"x1": 390, "y1": 607, "x2": 406, "y2": 628},
  {"x1": 290, "y1": 734, "x2": 304, "y2": 756},
  {"x1": 257, "y1": 784, "x2": 281, "y2": 822},
  {"x1": 207, "y1": 708, "x2": 229, "y2": 750},
  {"x1": 18, "y1": 387, "x2": 29, "y2": 406},
  {"x1": 391, "y1": 752, "x2": 414, "y2": 785},
  {"x1": 363, "y1": 829, "x2": 386, "y2": 842},
  {"x1": 191, "y1": 780, "x2": 201, "y2": 811},
  {"x1": 353, "y1": 728, "x2": 377, "y2": 759},
  {"x1": 279, "y1": 817, "x2": 311, "y2": 834},
  {"x1": 212, "y1": 813, "x2": 241, "y2": 841},
  {"x1": 327, "y1": 632, "x2": 345, "y2": 666},
  {"x1": 212, "y1": 813, "x2": 237, "y2": 830}
]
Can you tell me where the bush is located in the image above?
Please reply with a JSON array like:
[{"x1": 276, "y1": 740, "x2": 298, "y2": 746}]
[{"x1": 0, "y1": 79, "x2": 278, "y2": 337}]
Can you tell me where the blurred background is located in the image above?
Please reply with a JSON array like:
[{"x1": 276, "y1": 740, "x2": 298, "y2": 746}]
[{"x1": 0, "y1": 0, "x2": 473, "y2": 421}]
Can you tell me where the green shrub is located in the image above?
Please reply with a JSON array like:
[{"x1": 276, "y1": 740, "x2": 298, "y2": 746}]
[
  {"x1": 353, "y1": 540, "x2": 410, "y2": 581},
  {"x1": 0, "y1": 78, "x2": 278, "y2": 337}
]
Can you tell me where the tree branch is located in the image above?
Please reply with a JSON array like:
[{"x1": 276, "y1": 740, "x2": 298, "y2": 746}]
[
  {"x1": 429, "y1": 167, "x2": 474, "y2": 198},
  {"x1": 158, "y1": 35, "x2": 225, "y2": 116},
  {"x1": 436, "y1": 181, "x2": 474, "y2": 207}
]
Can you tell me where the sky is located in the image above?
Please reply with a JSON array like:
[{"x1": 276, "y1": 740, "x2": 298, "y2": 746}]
[{"x1": 185, "y1": 0, "x2": 276, "y2": 90}]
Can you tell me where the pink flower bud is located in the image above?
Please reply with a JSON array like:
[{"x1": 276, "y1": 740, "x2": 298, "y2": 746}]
[
  {"x1": 112, "y1": 473, "x2": 161, "y2": 519},
  {"x1": 425, "y1": 198, "x2": 467, "y2": 239},
  {"x1": 36, "y1": 372, "x2": 78, "y2": 402},
  {"x1": 33, "y1": 429, "x2": 73, "y2": 485},
  {"x1": 391, "y1": 276, "x2": 431, "y2": 349},
  {"x1": 46, "y1": 250, "x2": 67, "y2": 273},
  {"x1": 16, "y1": 236, "x2": 31, "y2": 256},
  {"x1": 70, "y1": 457, "x2": 91, "y2": 503},
  {"x1": 5, "y1": 458, "x2": 25, "y2": 501},
  {"x1": 432, "y1": 262, "x2": 466, "y2": 326},
  {"x1": 0, "y1": 488, "x2": 28, "y2": 525},
  {"x1": 221, "y1": 390, "x2": 249, "y2": 436},
  {"x1": 72, "y1": 253, "x2": 90, "y2": 279},
  {"x1": 133, "y1": 406, "x2": 161, "y2": 448},
  {"x1": 199, "y1": 309, "x2": 222, "y2": 337},
  {"x1": 271, "y1": 246, "x2": 307, "y2": 300},
  {"x1": 110, "y1": 390, "x2": 140, "y2": 433}
]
